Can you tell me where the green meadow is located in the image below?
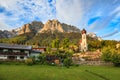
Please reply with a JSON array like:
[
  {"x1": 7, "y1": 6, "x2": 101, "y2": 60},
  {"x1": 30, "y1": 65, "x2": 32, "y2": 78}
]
[{"x1": 0, "y1": 64, "x2": 120, "y2": 80}]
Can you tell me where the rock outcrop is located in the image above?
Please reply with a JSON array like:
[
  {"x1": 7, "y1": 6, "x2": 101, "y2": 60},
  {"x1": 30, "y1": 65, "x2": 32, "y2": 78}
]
[
  {"x1": 17, "y1": 21, "x2": 44, "y2": 35},
  {"x1": 87, "y1": 32, "x2": 102, "y2": 41},
  {"x1": 39, "y1": 19, "x2": 80, "y2": 33},
  {"x1": 39, "y1": 19, "x2": 64, "y2": 33},
  {"x1": 17, "y1": 19, "x2": 80, "y2": 34},
  {"x1": 0, "y1": 19, "x2": 80, "y2": 37},
  {"x1": 18, "y1": 24, "x2": 32, "y2": 35},
  {"x1": 61, "y1": 23, "x2": 80, "y2": 32},
  {"x1": 0, "y1": 30, "x2": 16, "y2": 38}
]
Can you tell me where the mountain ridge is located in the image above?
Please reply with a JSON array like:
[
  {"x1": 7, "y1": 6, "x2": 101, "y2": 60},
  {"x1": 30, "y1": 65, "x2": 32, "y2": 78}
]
[
  {"x1": 12, "y1": 19, "x2": 80, "y2": 36},
  {"x1": 0, "y1": 19, "x2": 100, "y2": 41}
]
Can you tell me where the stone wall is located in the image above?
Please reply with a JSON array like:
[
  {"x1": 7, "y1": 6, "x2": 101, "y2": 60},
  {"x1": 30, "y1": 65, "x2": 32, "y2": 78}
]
[{"x1": 73, "y1": 60, "x2": 113, "y2": 66}]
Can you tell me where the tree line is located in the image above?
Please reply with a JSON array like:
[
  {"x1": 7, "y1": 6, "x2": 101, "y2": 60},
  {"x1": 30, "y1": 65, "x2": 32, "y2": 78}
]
[{"x1": 0, "y1": 32, "x2": 119, "y2": 51}]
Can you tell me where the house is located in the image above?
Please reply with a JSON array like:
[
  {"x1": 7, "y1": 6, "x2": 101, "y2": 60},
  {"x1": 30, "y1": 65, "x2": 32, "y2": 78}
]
[
  {"x1": 30, "y1": 50, "x2": 41, "y2": 60},
  {"x1": 32, "y1": 47, "x2": 46, "y2": 53},
  {"x1": 0, "y1": 43, "x2": 32, "y2": 61}
]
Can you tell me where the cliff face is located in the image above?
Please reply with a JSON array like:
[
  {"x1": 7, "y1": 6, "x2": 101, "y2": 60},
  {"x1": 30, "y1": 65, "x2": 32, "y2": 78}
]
[
  {"x1": 0, "y1": 30, "x2": 16, "y2": 38},
  {"x1": 0, "y1": 19, "x2": 81, "y2": 38},
  {"x1": 18, "y1": 24, "x2": 31, "y2": 35},
  {"x1": 39, "y1": 19, "x2": 80, "y2": 33},
  {"x1": 30, "y1": 21, "x2": 44, "y2": 33},
  {"x1": 39, "y1": 20, "x2": 64, "y2": 33},
  {"x1": 17, "y1": 19, "x2": 80, "y2": 35},
  {"x1": 18, "y1": 21, "x2": 44, "y2": 35},
  {"x1": 61, "y1": 23, "x2": 80, "y2": 32}
]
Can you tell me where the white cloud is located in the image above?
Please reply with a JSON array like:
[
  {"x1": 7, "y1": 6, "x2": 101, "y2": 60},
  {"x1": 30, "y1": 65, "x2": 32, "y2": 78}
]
[
  {"x1": 0, "y1": 0, "x2": 120, "y2": 40},
  {"x1": 0, "y1": 21, "x2": 11, "y2": 30},
  {"x1": 0, "y1": 0, "x2": 19, "y2": 10},
  {"x1": 55, "y1": 0, "x2": 120, "y2": 30},
  {"x1": 56, "y1": 0, "x2": 84, "y2": 27},
  {"x1": 111, "y1": 6, "x2": 120, "y2": 14},
  {"x1": 0, "y1": 0, "x2": 56, "y2": 29},
  {"x1": 103, "y1": 32, "x2": 120, "y2": 40},
  {"x1": 89, "y1": 13, "x2": 117, "y2": 31}
]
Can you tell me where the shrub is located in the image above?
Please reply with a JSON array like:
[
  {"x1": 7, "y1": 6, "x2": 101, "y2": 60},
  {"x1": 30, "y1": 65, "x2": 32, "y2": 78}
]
[
  {"x1": 25, "y1": 58, "x2": 34, "y2": 65},
  {"x1": 111, "y1": 53, "x2": 120, "y2": 67},
  {"x1": 65, "y1": 49, "x2": 74, "y2": 57},
  {"x1": 101, "y1": 51, "x2": 112, "y2": 62},
  {"x1": 63, "y1": 58, "x2": 72, "y2": 68},
  {"x1": 102, "y1": 46, "x2": 120, "y2": 67},
  {"x1": 38, "y1": 54, "x2": 46, "y2": 64},
  {"x1": 101, "y1": 47, "x2": 112, "y2": 62}
]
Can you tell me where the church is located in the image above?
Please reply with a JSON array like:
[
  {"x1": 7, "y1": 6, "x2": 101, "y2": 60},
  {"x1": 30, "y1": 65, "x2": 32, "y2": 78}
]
[{"x1": 80, "y1": 29, "x2": 88, "y2": 52}]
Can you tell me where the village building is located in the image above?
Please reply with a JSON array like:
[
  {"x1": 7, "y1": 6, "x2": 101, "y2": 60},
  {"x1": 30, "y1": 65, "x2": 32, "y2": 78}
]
[
  {"x1": 30, "y1": 50, "x2": 41, "y2": 60},
  {"x1": 80, "y1": 29, "x2": 88, "y2": 52},
  {"x1": 32, "y1": 47, "x2": 46, "y2": 53},
  {"x1": 0, "y1": 43, "x2": 32, "y2": 60},
  {"x1": 0, "y1": 43, "x2": 46, "y2": 61}
]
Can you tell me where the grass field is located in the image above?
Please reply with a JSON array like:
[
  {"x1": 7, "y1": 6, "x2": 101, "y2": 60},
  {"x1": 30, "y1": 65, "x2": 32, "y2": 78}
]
[{"x1": 0, "y1": 64, "x2": 120, "y2": 80}]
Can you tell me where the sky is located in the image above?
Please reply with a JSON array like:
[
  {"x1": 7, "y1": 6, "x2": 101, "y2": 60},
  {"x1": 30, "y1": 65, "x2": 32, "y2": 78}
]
[{"x1": 0, "y1": 0, "x2": 120, "y2": 40}]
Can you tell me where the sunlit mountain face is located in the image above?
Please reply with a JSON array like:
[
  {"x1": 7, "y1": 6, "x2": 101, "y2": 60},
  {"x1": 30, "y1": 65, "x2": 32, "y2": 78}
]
[{"x1": 0, "y1": 0, "x2": 120, "y2": 40}]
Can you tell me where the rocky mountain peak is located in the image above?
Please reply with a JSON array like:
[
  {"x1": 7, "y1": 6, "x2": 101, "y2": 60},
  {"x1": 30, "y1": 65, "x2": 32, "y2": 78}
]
[
  {"x1": 0, "y1": 19, "x2": 81, "y2": 38},
  {"x1": 17, "y1": 21, "x2": 44, "y2": 35},
  {"x1": 0, "y1": 30, "x2": 16, "y2": 38},
  {"x1": 17, "y1": 19, "x2": 80, "y2": 35},
  {"x1": 39, "y1": 19, "x2": 80, "y2": 33},
  {"x1": 39, "y1": 19, "x2": 64, "y2": 33},
  {"x1": 18, "y1": 24, "x2": 32, "y2": 35}
]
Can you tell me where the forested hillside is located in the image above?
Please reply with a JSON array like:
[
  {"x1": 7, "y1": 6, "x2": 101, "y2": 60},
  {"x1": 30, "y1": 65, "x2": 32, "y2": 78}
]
[{"x1": 0, "y1": 32, "x2": 119, "y2": 51}]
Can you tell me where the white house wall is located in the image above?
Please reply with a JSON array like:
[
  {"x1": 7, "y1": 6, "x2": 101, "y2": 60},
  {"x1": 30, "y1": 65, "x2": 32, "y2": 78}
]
[
  {"x1": 17, "y1": 56, "x2": 27, "y2": 60},
  {"x1": 0, "y1": 55, "x2": 27, "y2": 60},
  {"x1": 0, "y1": 56, "x2": 7, "y2": 59}
]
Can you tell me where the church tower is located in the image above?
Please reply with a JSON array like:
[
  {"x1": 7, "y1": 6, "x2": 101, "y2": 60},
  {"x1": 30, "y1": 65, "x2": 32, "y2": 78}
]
[{"x1": 80, "y1": 29, "x2": 88, "y2": 52}]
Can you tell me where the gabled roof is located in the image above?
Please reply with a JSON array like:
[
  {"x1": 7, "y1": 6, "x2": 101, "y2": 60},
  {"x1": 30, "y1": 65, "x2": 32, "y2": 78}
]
[{"x1": 0, "y1": 43, "x2": 32, "y2": 50}]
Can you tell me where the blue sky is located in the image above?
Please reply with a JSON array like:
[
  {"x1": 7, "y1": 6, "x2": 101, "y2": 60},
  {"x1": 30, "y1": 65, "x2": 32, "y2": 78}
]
[{"x1": 0, "y1": 0, "x2": 120, "y2": 40}]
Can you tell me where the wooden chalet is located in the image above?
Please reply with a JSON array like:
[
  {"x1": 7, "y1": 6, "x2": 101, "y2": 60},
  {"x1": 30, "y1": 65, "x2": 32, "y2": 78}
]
[{"x1": 0, "y1": 43, "x2": 32, "y2": 60}]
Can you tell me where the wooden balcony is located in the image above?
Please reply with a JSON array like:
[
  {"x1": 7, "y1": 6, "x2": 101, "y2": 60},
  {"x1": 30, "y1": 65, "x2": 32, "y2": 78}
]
[{"x1": 0, "y1": 52, "x2": 28, "y2": 56}]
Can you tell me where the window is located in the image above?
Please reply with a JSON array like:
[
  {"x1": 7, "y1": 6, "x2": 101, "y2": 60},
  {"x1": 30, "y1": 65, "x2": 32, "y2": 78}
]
[
  {"x1": 3, "y1": 49, "x2": 8, "y2": 52},
  {"x1": 20, "y1": 56, "x2": 24, "y2": 59},
  {"x1": 24, "y1": 51, "x2": 29, "y2": 54},
  {"x1": 13, "y1": 50, "x2": 20, "y2": 53}
]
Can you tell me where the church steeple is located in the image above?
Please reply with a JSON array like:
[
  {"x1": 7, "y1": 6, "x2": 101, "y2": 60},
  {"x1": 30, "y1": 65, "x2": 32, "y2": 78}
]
[
  {"x1": 80, "y1": 28, "x2": 88, "y2": 52},
  {"x1": 81, "y1": 28, "x2": 87, "y2": 34}
]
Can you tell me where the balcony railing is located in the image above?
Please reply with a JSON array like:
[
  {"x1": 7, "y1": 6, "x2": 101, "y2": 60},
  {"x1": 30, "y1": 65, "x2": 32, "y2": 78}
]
[{"x1": 0, "y1": 52, "x2": 28, "y2": 56}]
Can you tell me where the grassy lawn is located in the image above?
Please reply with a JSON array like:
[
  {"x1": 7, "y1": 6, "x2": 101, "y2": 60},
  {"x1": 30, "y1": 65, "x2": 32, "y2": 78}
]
[{"x1": 0, "y1": 64, "x2": 120, "y2": 80}]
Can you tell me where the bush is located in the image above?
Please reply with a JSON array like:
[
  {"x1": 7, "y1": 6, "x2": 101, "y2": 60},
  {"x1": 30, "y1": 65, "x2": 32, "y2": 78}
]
[
  {"x1": 38, "y1": 54, "x2": 46, "y2": 64},
  {"x1": 63, "y1": 58, "x2": 72, "y2": 68},
  {"x1": 101, "y1": 47, "x2": 112, "y2": 62},
  {"x1": 101, "y1": 51, "x2": 112, "y2": 62},
  {"x1": 102, "y1": 46, "x2": 120, "y2": 67},
  {"x1": 65, "y1": 49, "x2": 74, "y2": 57},
  {"x1": 111, "y1": 53, "x2": 120, "y2": 66},
  {"x1": 25, "y1": 58, "x2": 34, "y2": 65}
]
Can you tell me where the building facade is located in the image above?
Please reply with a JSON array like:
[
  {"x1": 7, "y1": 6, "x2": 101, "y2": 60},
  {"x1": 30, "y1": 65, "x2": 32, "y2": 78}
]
[
  {"x1": 80, "y1": 29, "x2": 88, "y2": 52},
  {"x1": 32, "y1": 47, "x2": 46, "y2": 53},
  {"x1": 0, "y1": 43, "x2": 32, "y2": 60}
]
